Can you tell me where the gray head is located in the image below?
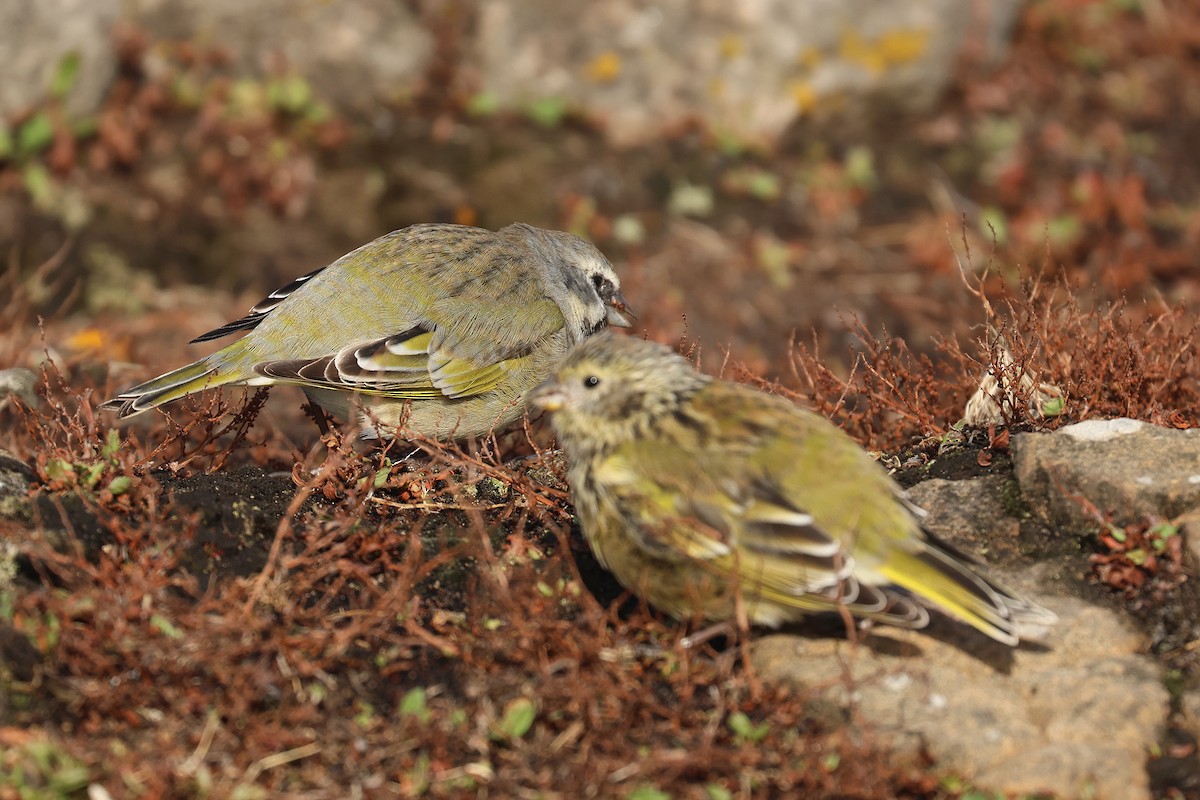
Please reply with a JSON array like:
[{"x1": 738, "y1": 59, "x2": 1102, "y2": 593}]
[
  {"x1": 504, "y1": 224, "x2": 631, "y2": 340},
  {"x1": 529, "y1": 332, "x2": 710, "y2": 451}
]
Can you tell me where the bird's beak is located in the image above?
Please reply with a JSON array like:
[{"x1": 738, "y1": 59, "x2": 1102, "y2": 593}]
[
  {"x1": 606, "y1": 291, "x2": 634, "y2": 328},
  {"x1": 528, "y1": 379, "x2": 565, "y2": 412}
]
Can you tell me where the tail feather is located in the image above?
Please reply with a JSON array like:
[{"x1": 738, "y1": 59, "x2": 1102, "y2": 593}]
[
  {"x1": 101, "y1": 353, "x2": 243, "y2": 419},
  {"x1": 880, "y1": 543, "x2": 1057, "y2": 646}
]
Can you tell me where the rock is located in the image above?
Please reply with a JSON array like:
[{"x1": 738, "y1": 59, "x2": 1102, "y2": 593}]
[
  {"x1": 126, "y1": 0, "x2": 433, "y2": 116},
  {"x1": 0, "y1": 623, "x2": 42, "y2": 683},
  {"x1": 0, "y1": 0, "x2": 120, "y2": 119},
  {"x1": 0, "y1": 449, "x2": 34, "y2": 521},
  {"x1": 1012, "y1": 420, "x2": 1200, "y2": 530},
  {"x1": 3, "y1": 0, "x2": 1027, "y2": 146},
  {"x1": 0, "y1": 368, "x2": 39, "y2": 411},
  {"x1": 905, "y1": 475, "x2": 1024, "y2": 561},
  {"x1": 468, "y1": 0, "x2": 1024, "y2": 145},
  {"x1": 753, "y1": 593, "x2": 1166, "y2": 799}
]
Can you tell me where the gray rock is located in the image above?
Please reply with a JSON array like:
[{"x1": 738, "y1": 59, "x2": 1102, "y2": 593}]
[
  {"x1": 1012, "y1": 419, "x2": 1200, "y2": 530},
  {"x1": 3, "y1": 0, "x2": 1026, "y2": 146},
  {"x1": 753, "y1": 594, "x2": 1165, "y2": 799},
  {"x1": 126, "y1": 0, "x2": 434, "y2": 116},
  {"x1": 468, "y1": 0, "x2": 1023, "y2": 145},
  {"x1": 0, "y1": 368, "x2": 38, "y2": 411},
  {"x1": 0, "y1": 448, "x2": 33, "y2": 521},
  {"x1": 0, "y1": 0, "x2": 120, "y2": 118},
  {"x1": 905, "y1": 475, "x2": 1024, "y2": 561}
]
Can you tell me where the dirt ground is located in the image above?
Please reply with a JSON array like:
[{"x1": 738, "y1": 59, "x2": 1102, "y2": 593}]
[{"x1": 4, "y1": 2, "x2": 1200, "y2": 797}]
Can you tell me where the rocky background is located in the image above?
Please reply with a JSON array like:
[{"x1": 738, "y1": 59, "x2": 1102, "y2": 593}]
[{"x1": 2, "y1": 1, "x2": 1200, "y2": 798}]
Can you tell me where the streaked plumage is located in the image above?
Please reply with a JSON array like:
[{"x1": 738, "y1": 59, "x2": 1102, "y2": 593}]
[
  {"x1": 531, "y1": 333, "x2": 1056, "y2": 646},
  {"x1": 103, "y1": 223, "x2": 630, "y2": 439}
]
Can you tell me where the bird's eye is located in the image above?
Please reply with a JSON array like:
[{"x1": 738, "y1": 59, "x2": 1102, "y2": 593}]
[
  {"x1": 591, "y1": 274, "x2": 606, "y2": 292},
  {"x1": 583, "y1": 375, "x2": 601, "y2": 389}
]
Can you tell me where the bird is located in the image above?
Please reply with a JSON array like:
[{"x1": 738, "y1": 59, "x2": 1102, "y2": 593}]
[
  {"x1": 102, "y1": 222, "x2": 632, "y2": 440},
  {"x1": 530, "y1": 332, "x2": 1057, "y2": 646}
]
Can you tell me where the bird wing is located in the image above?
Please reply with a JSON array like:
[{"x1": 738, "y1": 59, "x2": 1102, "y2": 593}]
[
  {"x1": 190, "y1": 266, "x2": 328, "y2": 343},
  {"x1": 597, "y1": 434, "x2": 857, "y2": 597},
  {"x1": 594, "y1": 385, "x2": 921, "y2": 618},
  {"x1": 253, "y1": 313, "x2": 561, "y2": 401}
]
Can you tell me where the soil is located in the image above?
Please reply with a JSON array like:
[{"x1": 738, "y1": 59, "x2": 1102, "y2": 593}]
[{"x1": 4, "y1": 3, "x2": 1200, "y2": 796}]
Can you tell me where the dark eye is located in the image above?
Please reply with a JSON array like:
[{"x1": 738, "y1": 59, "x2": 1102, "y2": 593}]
[
  {"x1": 583, "y1": 375, "x2": 601, "y2": 389},
  {"x1": 591, "y1": 274, "x2": 606, "y2": 292}
]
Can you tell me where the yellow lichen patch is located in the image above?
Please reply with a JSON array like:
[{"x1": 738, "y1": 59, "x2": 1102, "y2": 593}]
[
  {"x1": 839, "y1": 27, "x2": 930, "y2": 75},
  {"x1": 66, "y1": 328, "x2": 109, "y2": 353},
  {"x1": 877, "y1": 28, "x2": 930, "y2": 65},
  {"x1": 584, "y1": 51, "x2": 622, "y2": 84},
  {"x1": 790, "y1": 80, "x2": 819, "y2": 112},
  {"x1": 65, "y1": 326, "x2": 133, "y2": 362},
  {"x1": 839, "y1": 30, "x2": 886, "y2": 76},
  {"x1": 797, "y1": 46, "x2": 822, "y2": 71}
]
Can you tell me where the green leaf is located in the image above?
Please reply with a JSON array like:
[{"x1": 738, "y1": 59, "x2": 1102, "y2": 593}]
[
  {"x1": 727, "y1": 711, "x2": 770, "y2": 742},
  {"x1": 668, "y1": 183, "x2": 714, "y2": 218},
  {"x1": 705, "y1": 785, "x2": 733, "y2": 800},
  {"x1": 496, "y1": 697, "x2": 536, "y2": 740},
  {"x1": 979, "y1": 206, "x2": 1009, "y2": 245},
  {"x1": 267, "y1": 75, "x2": 313, "y2": 114},
  {"x1": 51, "y1": 52, "x2": 82, "y2": 100},
  {"x1": 1040, "y1": 396, "x2": 1065, "y2": 417},
  {"x1": 748, "y1": 171, "x2": 781, "y2": 200},
  {"x1": 373, "y1": 465, "x2": 391, "y2": 489},
  {"x1": 1152, "y1": 522, "x2": 1179, "y2": 538},
  {"x1": 81, "y1": 462, "x2": 106, "y2": 488},
  {"x1": 525, "y1": 97, "x2": 567, "y2": 127},
  {"x1": 353, "y1": 701, "x2": 377, "y2": 728},
  {"x1": 22, "y1": 163, "x2": 56, "y2": 208},
  {"x1": 103, "y1": 428, "x2": 121, "y2": 460},
  {"x1": 70, "y1": 116, "x2": 99, "y2": 138},
  {"x1": 106, "y1": 475, "x2": 133, "y2": 496},
  {"x1": 844, "y1": 145, "x2": 877, "y2": 189},
  {"x1": 1045, "y1": 214, "x2": 1083, "y2": 248},
  {"x1": 150, "y1": 614, "x2": 183, "y2": 639},
  {"x1": 0, "y1": 123, "x2": 13, "y2": 160},
  {"x1": 44, "y1": 458, "x2": 75, "y2": 483},
  {"x1": 17, "y1": 112, "x2": 55, "y2": 157},
  {"x1": 399, "y1": 687, "x2": 431, "y2": 723},
  {"x1": 405, "y1": 752, "x2": 431, "y2": 795},
  {"x1": 628, "y1": 788, "x2": 671, "y2": 800},
  {"x1": 466, "y1": 92, "x2": 501, "y2": 117}
]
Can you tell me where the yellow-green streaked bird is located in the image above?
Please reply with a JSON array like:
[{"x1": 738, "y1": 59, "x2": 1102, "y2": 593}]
[
  {"x1": 530, "y1": 332, "x2": 1056, "y2": 646},
  {"x1": 102, "y1": 223, "x2": 632, "y2": 440}
]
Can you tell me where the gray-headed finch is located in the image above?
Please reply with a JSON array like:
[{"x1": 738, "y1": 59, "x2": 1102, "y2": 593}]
[{"x1": 103, "y1": 223, "x2": 631, "y2": 440}]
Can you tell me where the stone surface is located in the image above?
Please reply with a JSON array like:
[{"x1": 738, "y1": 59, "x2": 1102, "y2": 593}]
[
  {"x1": 0, "y1": 0, "x2": 120, "y2": 118},
  {"x1": 0, "y1": 449, "x2": 33, "y2": 522},
  {"x1": 3, "y1": 0, "x2": 1024, "y2": 146},
  {"x1": 468, "y1": 0, "x2": 1023, "y2": 145},
  {"x1": 753, "y1": 594, "x2": 1165, "y2": 800},
  {"x1": 0, "y1": 368, "x2": 38, "y2": 412},
  {"x1": 905, "y1": 475, "x2": 1025, "y2": 561},
  {"x1": 1012, "y1": 419, "x2": 1200, "y2": 530},
  {"x1": 126, "y1": 0, "x2": 434, "y2": 115}
]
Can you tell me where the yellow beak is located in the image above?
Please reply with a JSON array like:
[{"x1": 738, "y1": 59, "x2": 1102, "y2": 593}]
[{"x1": 528, "y1": 380, "x2": 565, "y2": 412}]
